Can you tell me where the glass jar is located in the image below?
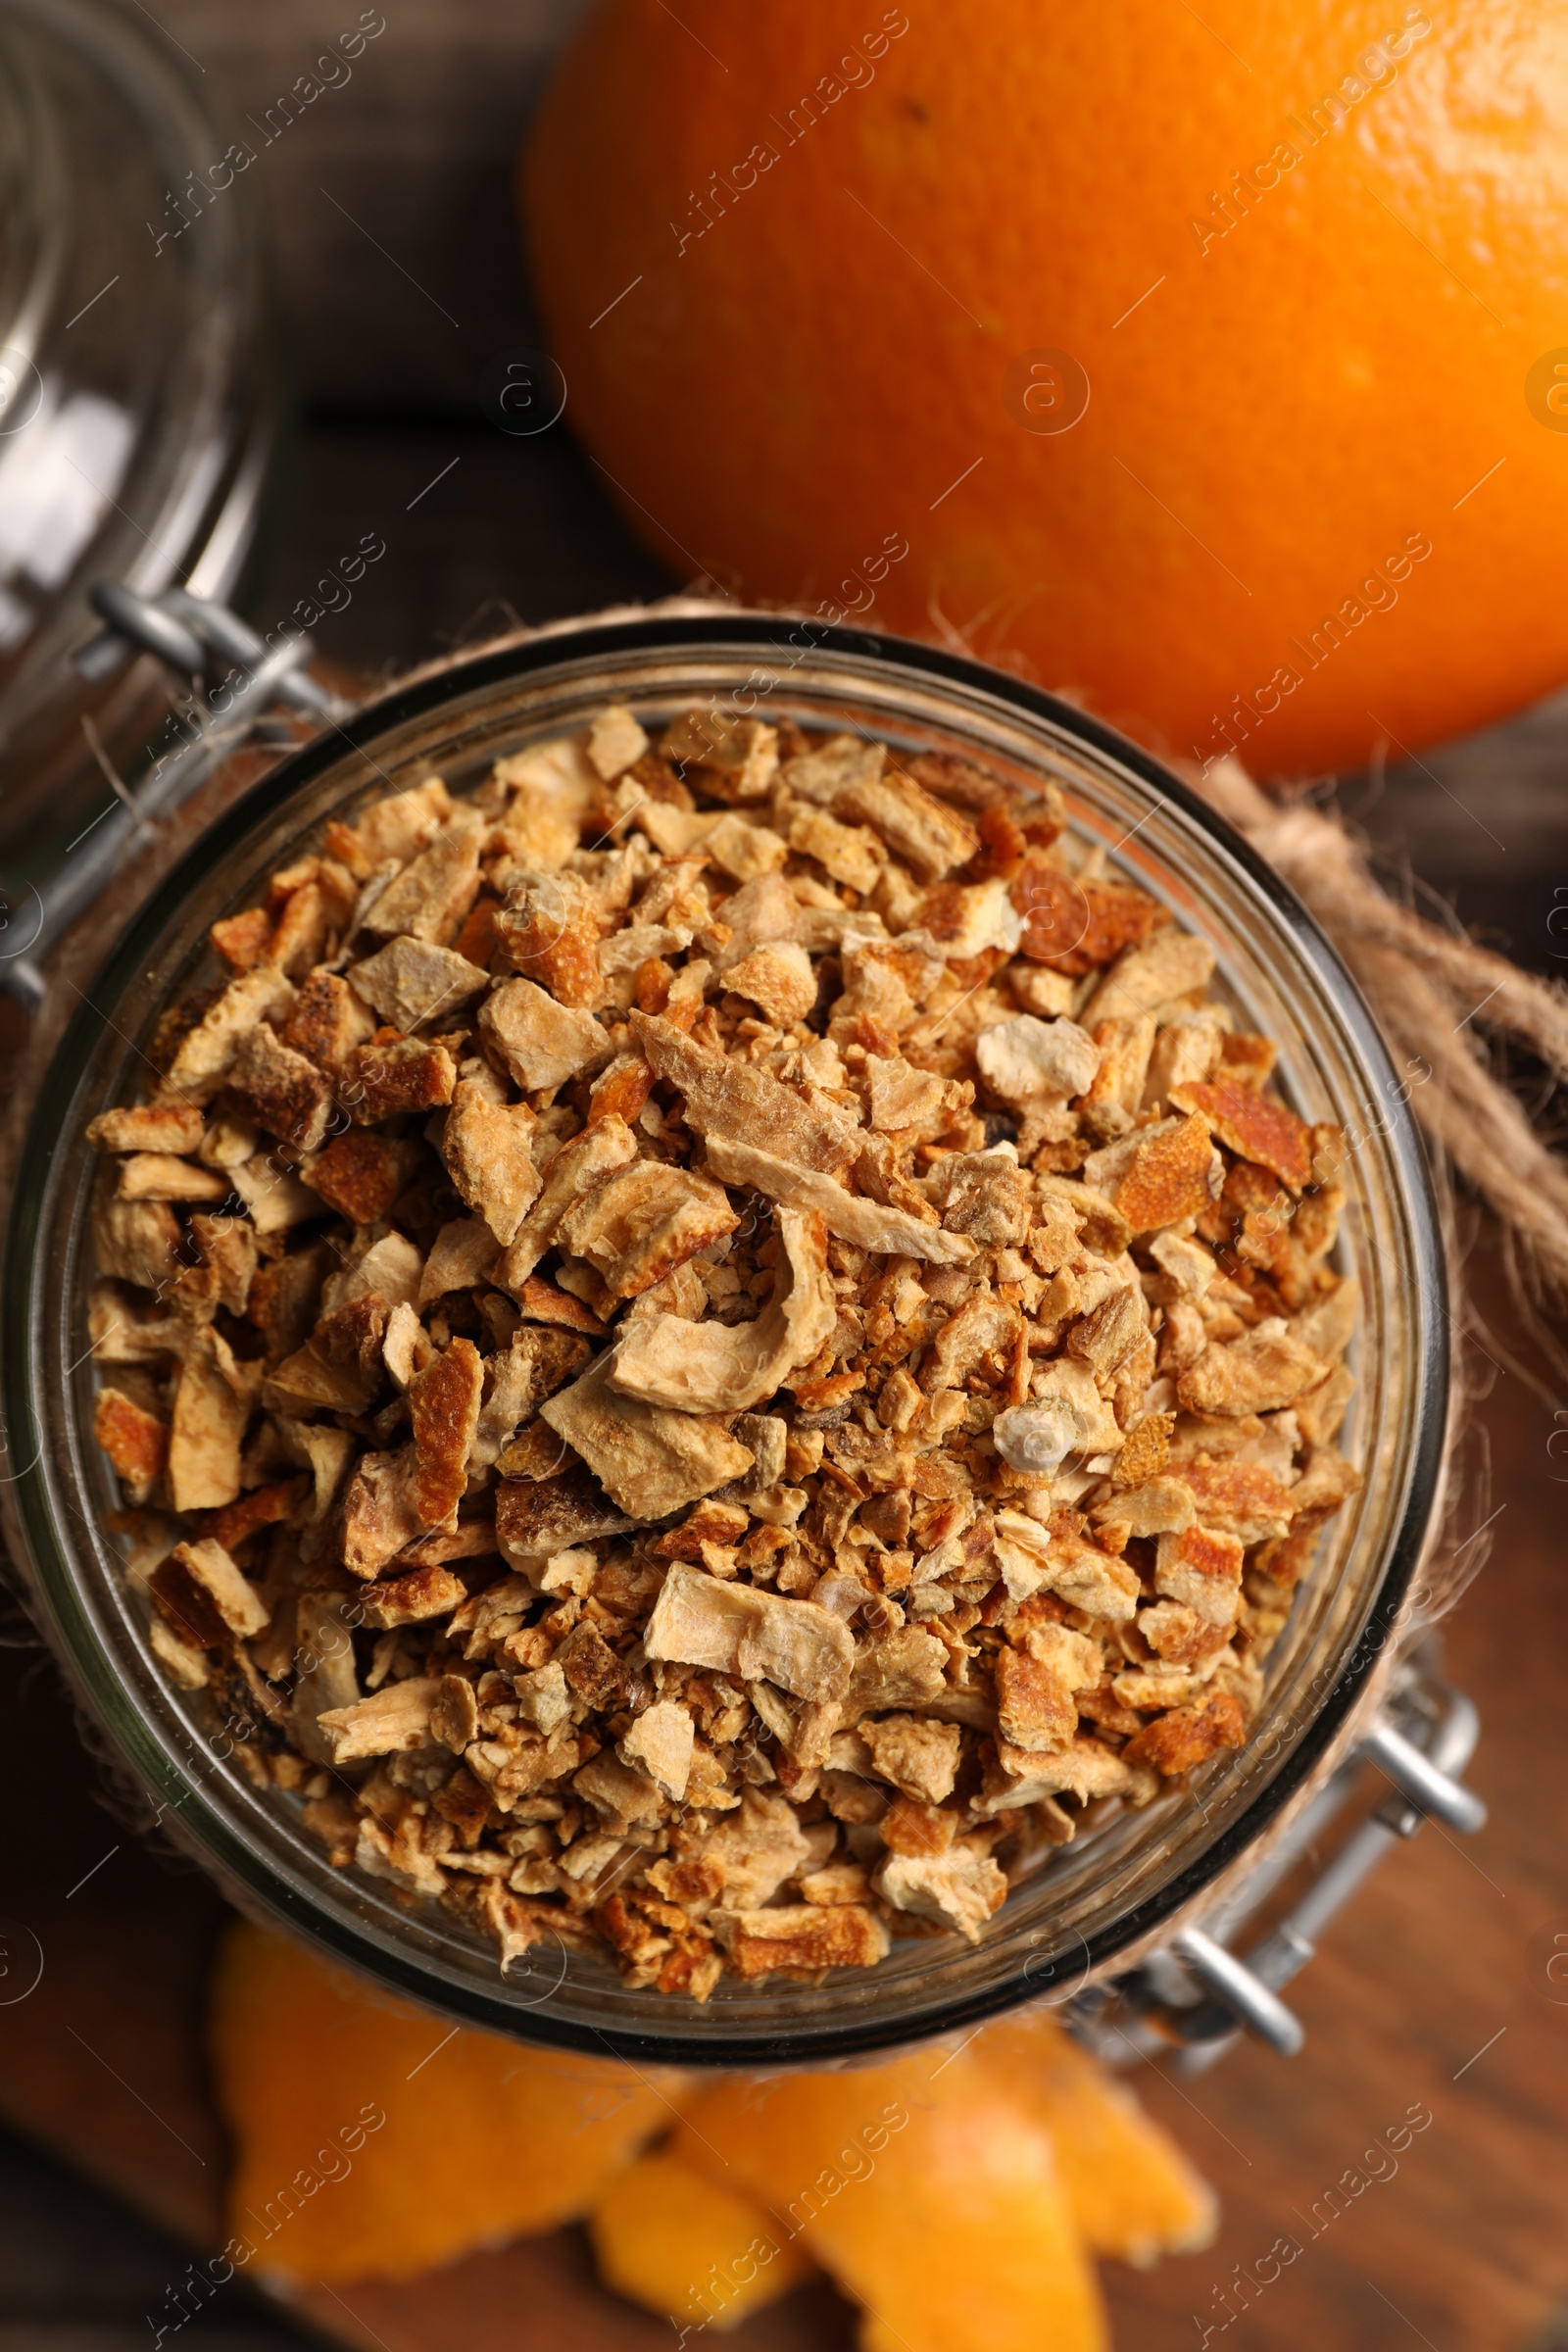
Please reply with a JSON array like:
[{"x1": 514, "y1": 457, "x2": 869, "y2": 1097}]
[
  {"x1": 0, "y1": 613, "x2": 1447, "y2": 2067},
  {"x1": 0, "y1": 0, "x2": 280, "y2": 874}
]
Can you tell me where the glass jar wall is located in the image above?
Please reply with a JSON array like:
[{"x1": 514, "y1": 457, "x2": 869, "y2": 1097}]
[
  {"x1": 0, "y1": 616, "x2": 1446, "y2": 2066},
  {"x1": 0, "y1": 0, "x2": 280, "y2": 873}
]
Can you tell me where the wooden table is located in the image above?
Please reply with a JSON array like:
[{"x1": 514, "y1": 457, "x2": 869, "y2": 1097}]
[{"x1": 6, "y1": 6, "x2": 1568, "y2": 2342}]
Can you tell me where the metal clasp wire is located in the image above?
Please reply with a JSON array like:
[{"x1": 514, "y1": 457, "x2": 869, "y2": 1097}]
[
  {"x1": 1072, "y1": 1658, "x2": 1484, "y2": 2065},
  {"x1": 1, "y1": 584, "x2": 354, "y2": 1012}
]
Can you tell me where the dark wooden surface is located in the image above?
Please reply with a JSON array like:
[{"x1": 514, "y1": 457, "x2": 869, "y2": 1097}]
[
  {"x1": 156, "y1": 0, "x2": 586, "y2": 420},
  {"x1": 0, "y1": 2118, "x2": 308, "y2": 2352},
  {"x1": 6, "y1": 5, "x2": 1568, "y2": 2345}
]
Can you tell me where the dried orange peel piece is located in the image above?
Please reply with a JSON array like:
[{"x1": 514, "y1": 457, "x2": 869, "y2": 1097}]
[
  {"x1": 1171, "y1": 1075, "x2": 1313, "y2": 1192},
  {"x1": 1112, "y1": 1111, "x2": 1218, "y2": 1234},
  {"x1": 587, "y1": 2143, "x2": 814, "y2": 2328},
  {"x1": 208, "y1": 1921, "x2": 679, "y2": 2283},
  {"x1": 972, "y1": 2013, "x2": 1219, "y2": 2266},
  {"x1": 669, "y1": 2046, "x2": 1107, "y2": 2352}
]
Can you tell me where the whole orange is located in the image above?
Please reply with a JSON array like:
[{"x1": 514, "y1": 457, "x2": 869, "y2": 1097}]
[{"x1": 521, "y1": 1, "x2": 1568, "y2": 779}]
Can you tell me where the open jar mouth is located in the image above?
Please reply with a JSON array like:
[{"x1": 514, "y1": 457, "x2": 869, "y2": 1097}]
[{"x1": 1, "y1": 615, "x2": 1446, "y2": 2067}]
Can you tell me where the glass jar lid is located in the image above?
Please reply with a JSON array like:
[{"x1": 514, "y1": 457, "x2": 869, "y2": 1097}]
[{"x1": 0, "y1": 0, "x2": 280, "y2": 874}]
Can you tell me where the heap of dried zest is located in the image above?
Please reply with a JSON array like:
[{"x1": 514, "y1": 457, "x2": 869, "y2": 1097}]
[{"x1": 87, "y1": 708, "x2": 1360, "y2": 1995}]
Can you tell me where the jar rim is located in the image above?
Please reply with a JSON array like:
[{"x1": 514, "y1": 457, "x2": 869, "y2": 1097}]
[{"x1": 2, "y1": 612, "x2": 1448, "y2": 2064}]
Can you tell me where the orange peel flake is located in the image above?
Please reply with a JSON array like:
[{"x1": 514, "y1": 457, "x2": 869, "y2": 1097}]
[
  {"x1": 1112, "y1": 1112, "x2": 1216, "y2": 1233},
  {"x1": 1172, "y1": 1076, "x2": 1313, "y2": 1191}
]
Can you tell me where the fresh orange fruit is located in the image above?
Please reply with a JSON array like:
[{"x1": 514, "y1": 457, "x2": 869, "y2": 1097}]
[{"x1": 522, "y1": 2, "x2": 1568, "y2": 779}]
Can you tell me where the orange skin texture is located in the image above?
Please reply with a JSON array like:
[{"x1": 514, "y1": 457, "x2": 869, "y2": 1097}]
[
  {"x1": 587, "y1": 2143, "x2": 815, "y2": 2326},
  {"x1": 210, "y1": 1926, "x2": 1211, "y2": 2326},
  {"x1": 972, "y1": 2013, "x2": 1218, "y2": 2265},
  {"x1": 667, "y1": 2046, "x2": 1108, "y2": 2352},
  {"x1": 521, "y1": 1, "x2": 1568, "y2": 779},
  {"x1": 208, "y1": 1923, "x2": 679, "y2": 2282}
]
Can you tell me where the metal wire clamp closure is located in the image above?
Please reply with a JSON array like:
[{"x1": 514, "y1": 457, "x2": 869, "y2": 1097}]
[
  {"x1": 0, "y1": 585, "x2": 353, "y2": 1013},
  {"x1": 1076, "y1": 1657, "x2": 1485, "y2": 2064}
]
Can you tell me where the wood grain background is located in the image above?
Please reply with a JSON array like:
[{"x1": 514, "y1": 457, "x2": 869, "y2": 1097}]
[{"x1": 3, "y1": 7, "x2": 1568, "y2": 2348}]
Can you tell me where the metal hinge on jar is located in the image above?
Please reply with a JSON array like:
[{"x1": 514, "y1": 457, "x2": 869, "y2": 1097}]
[
  {"x1": 0, "y1": 584, "x2": 352, "y2": 1014},
  {"x1": 1072, "y1": 1646, "x2": 1485, "y2": 2067}
]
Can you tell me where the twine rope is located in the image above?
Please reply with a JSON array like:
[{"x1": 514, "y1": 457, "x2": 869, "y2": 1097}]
[{"x1": 1193, "y1": 756, "x2": 1568, "y2": 1302}]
